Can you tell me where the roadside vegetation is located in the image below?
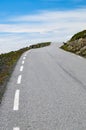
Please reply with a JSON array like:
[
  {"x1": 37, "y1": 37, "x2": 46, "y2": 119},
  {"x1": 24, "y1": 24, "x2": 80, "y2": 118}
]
[
  {"x1": 61, "y1": 30, "x2": 86, "y2": 57},
  {"x1": 0, "y1": 47, "x2": 29, "y2": 103},
  {"x1": 69, "y1": 30, "x2": 86, "y2": 42},
  {"x1": 29, "y1": 42, "x2": 51, "y2": 49},
  {"x1": 0, "y1": 42, "x2": 51, "y2": 103}
]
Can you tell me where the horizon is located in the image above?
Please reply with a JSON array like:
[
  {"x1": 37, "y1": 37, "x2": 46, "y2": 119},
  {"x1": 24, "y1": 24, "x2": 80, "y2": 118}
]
[{"x1": 0, "y1": 0, "x2": 86, "y2": 53}]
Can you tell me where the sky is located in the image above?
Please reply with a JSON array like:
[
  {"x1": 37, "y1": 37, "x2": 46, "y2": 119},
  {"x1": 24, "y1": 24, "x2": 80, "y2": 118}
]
[{"x1": 0, "y1": 0, "x2": 86, "y2": 53}]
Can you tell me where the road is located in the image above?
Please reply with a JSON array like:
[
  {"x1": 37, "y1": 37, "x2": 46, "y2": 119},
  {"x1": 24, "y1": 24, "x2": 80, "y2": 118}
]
[{"x1": 0, "y1": 43, "x2": 86, "y2": 130}]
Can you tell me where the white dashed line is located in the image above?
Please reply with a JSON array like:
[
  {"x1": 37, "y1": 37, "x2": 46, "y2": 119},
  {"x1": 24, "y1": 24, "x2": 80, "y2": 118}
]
[
  {"x1": 22, "y1": 60, "x2": 25, "y2": 64},
  {"x1": 13, "y1": 90, "x2": 20, "y2": 111},
  {"x1": 13, "y1": 127, "x2": 20, "y2": 130},
  {"x1": 24, "y1": 54, "x2": 27, "y2": 57},
  {"x1": 23, "y1": 57, "x2": 26, "y2": 60},
  {"x1": 20, "y1": 66, "x2": 24, "y2": 72},
  {"x1": 17, "y1": 75, "x2": 22, "y2": 84}
]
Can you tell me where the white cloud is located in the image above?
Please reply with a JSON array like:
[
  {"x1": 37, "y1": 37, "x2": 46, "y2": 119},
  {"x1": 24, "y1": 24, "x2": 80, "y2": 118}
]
[
  {"x1": 10, "y1": 9, "x2": 86, "y2": 22},
  {"x1": 0, "y1": 8, "x2": 86, "y2": 53}
]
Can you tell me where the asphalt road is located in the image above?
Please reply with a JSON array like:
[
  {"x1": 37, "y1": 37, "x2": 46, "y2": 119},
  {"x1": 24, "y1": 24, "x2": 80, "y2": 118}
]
[{"x1": 0, "y1": 43, "x2": 86, "y2": 130}]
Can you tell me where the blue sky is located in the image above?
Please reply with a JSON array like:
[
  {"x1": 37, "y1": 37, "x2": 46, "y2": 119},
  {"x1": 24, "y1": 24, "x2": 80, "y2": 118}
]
[
  {"x1": 0, "y1": 0, "x2": 85, "y2": 21},
  {"x1": 0, "y1": 0, "x2": 86, "y2": 53}
]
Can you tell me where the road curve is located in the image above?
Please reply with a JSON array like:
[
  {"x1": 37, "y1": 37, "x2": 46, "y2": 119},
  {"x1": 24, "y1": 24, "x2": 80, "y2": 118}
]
[{"x1": 0, "y1": 43, "x2": 86, "y2": 130}]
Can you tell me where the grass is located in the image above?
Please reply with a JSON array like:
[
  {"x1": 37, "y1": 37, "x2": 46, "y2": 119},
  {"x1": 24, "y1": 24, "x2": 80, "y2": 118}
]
[
  {"x1": 60, "y1": 30, "x2": 86, "y2": 57},
  {"x1": 70, "y1": 30, "x2": 86, "y2": 42},
  {"x1": 0, "y1": 47, "x2": 29, "y2": 102},
  {"x1": 0, "y1": 42, "x2": 51, "y2": 103},
  {"x1": 29, "y1": 42, "x2": 51, "y2": 49}
]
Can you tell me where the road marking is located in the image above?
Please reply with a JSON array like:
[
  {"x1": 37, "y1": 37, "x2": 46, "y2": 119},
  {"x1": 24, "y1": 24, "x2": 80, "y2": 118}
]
[
  {"x1": 23, "y1": 57, "x2": 26, "y2": 60},
  {"x1": 13, "y1": 127, "x2": 20, "y2": 130},
  {"x1": 22, "y1": 60, "x2": 25, "y2": 64},
  {"x1": 24, "y1": 54, "x2": 27, "y2": 56},
  {"x1": 17, "y1": 75, "x2": 22, "y2": 84},
  {"x1": 20, "y1": 66, "x2": 24, "y2": 72},
  {"x1": 13, "y1": 90, "x2": 20, "y2": 111}
]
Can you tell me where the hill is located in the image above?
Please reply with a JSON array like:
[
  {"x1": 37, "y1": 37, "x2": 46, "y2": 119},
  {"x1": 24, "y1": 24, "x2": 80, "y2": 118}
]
[{"x1": 61, "y1": 30, "x2": 86, "y2": 57}]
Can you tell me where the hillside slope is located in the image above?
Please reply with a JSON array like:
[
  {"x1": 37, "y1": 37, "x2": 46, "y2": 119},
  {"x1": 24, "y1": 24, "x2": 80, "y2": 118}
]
[{"x1": 61, "y1": 30, "x2": 86, "y2": 57}]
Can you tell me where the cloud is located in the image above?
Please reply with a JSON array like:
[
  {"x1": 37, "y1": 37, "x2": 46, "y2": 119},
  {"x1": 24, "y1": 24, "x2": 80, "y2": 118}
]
[
  {"x1": 0, "y1": 8, "x2": 86, "y2": 53},
  {"x1": 10, "y1": 8, "x2": 86, "y2": 22},
  {"x1": 0, "y1": 8, "x2": 85, "y2": 35}
]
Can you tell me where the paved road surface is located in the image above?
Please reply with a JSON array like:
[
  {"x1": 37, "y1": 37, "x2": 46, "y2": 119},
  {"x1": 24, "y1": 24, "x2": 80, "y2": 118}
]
[{"x1": 0, "y1": 43, "x2": 86, "y2": 130}]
